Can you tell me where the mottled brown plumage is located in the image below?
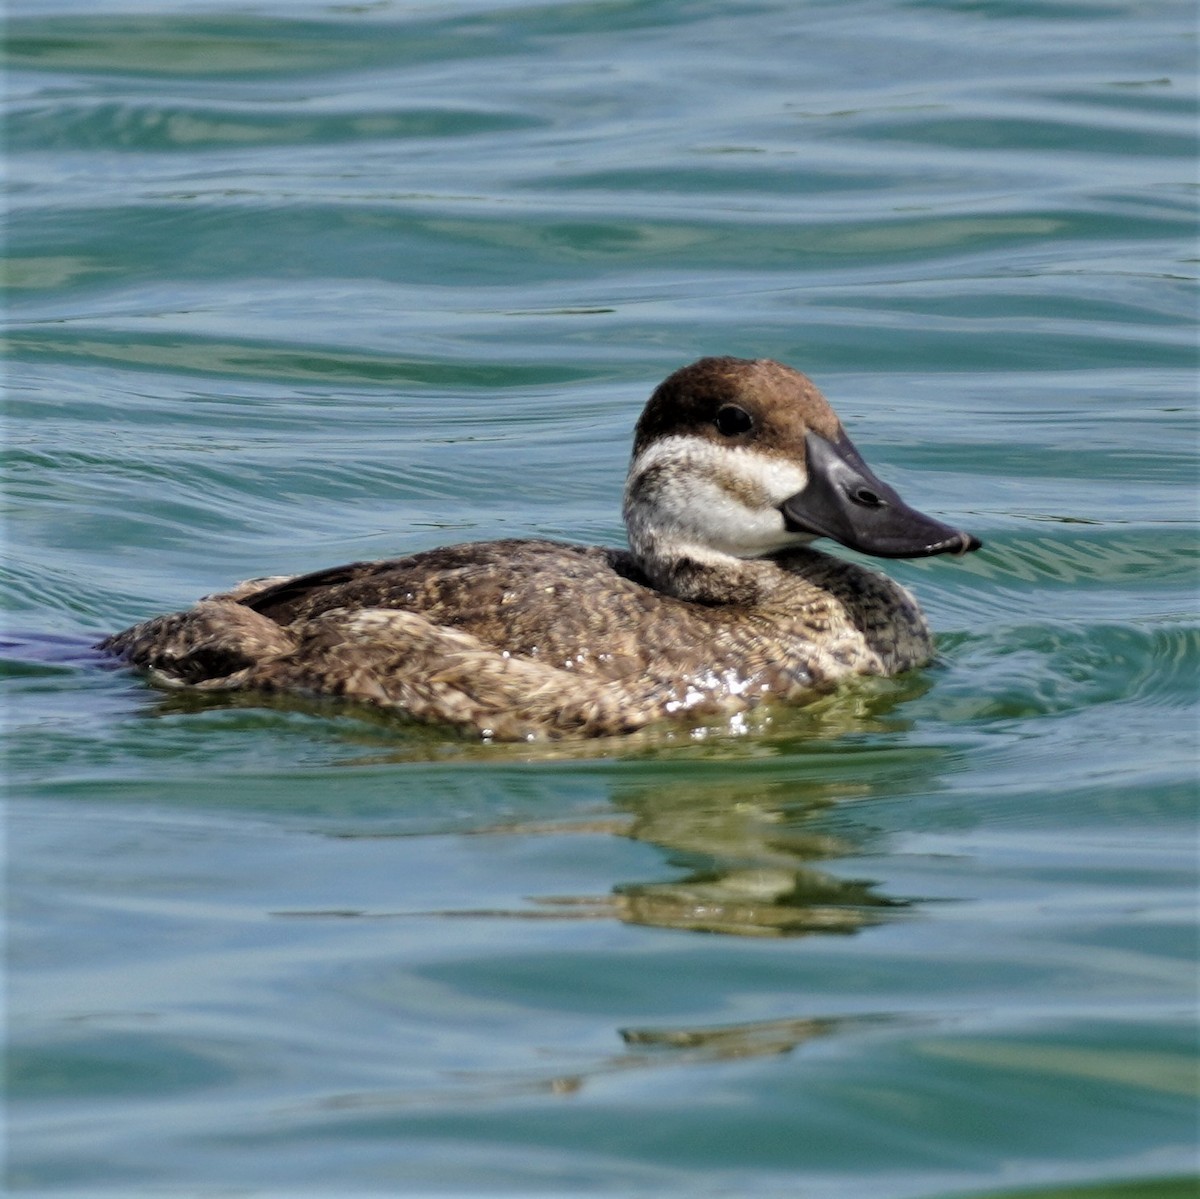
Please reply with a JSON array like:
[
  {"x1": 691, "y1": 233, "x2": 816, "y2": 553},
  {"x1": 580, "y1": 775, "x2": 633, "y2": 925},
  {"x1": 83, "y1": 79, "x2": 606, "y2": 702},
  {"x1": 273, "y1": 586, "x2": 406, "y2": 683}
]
[{"x1": 100, "y1": 357, "x2": 980, "y2": 740}]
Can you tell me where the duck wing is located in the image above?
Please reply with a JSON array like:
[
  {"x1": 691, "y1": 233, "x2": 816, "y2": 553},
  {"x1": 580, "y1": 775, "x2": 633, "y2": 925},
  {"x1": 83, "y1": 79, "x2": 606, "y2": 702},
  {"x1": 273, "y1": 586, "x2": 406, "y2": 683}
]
[{"x1": 238, "y1": 540, "x2": 648, "y2": 644}]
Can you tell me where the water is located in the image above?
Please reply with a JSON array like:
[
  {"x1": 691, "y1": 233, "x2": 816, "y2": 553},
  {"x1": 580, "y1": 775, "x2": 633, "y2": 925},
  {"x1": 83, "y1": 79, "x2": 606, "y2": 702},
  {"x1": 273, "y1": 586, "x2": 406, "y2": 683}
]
[{"x1": 4, "y1": 1, "x2": 1197, "y2": 1195}]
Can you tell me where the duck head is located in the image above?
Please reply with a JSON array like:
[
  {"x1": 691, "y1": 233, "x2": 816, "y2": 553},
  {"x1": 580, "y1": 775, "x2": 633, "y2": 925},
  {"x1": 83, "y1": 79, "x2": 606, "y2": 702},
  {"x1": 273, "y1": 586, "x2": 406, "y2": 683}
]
[{"x1": 623, "y1": 357, "x2": 980, "y2": 598}]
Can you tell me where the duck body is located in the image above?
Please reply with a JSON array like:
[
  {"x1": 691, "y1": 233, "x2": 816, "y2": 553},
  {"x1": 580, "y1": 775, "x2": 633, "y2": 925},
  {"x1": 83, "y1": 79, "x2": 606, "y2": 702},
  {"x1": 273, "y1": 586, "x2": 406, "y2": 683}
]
[{"x1": 101, "y1": 357, "x2": 980, "y2": 740}]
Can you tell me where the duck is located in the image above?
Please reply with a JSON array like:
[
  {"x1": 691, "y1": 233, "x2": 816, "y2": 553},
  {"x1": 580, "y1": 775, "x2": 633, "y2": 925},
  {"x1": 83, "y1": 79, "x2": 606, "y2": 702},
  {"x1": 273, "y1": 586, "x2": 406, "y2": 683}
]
[{"x1": 100, "y1": 356, "x2": 980, "y2": 740}]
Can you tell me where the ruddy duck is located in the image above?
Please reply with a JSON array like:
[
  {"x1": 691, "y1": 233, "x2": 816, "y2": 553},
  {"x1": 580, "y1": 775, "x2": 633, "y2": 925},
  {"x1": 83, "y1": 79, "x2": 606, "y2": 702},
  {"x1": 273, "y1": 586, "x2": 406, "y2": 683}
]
[{"x1": 100, "y1": 357, "x2": 980, "y2": 739}]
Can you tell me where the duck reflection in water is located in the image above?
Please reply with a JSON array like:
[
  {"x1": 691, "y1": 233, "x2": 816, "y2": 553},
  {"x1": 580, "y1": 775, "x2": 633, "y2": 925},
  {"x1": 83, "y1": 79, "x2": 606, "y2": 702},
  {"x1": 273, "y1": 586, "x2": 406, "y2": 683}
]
[
  {"x1": 372, "y1": 679, "x2": 934, "y2": 939},
  {"x1": 546, "y1": 768, "x2": 911, "y2": 936}
]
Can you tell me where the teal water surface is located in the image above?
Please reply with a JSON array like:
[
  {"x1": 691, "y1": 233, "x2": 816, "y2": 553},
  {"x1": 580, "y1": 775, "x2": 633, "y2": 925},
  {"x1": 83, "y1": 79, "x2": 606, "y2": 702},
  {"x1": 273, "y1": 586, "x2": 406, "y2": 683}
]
[{"x1": 4, "y1": 1, "x2": 1197, "y2": 1196}]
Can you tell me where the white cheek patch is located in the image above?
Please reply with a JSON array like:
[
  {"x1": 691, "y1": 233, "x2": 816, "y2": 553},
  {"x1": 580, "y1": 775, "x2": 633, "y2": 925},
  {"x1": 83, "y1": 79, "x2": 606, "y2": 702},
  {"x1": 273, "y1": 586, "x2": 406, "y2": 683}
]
[{"x1": 626, "y1": 435, "x2": 811, "y2": 559}]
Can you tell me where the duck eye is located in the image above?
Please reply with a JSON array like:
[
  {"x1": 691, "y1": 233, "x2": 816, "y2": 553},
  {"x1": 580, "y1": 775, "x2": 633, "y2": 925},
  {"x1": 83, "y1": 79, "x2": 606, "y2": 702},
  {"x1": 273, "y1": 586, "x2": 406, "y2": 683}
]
[
  {"x1": 852, "y1": 486, "x2": 883, "y2": 508},
  {"x1": 715, "y1": 404, "x2": 753, "y2": 436}
]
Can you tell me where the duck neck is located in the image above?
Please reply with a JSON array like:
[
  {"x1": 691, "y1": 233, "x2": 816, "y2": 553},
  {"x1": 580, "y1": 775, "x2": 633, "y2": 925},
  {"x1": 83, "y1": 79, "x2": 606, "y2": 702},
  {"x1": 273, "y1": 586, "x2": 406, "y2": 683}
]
[
  {"x1": 622, "y1": 455, "x2": 793, "y2": 606},
  {"x1": 628, "y1": 532, "x2": 769, "y2": 606}
]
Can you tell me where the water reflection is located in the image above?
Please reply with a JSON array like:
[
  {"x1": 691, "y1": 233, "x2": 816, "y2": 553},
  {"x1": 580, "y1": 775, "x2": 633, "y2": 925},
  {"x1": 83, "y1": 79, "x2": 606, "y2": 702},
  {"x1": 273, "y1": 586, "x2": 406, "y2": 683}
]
[
  {"x1": 274, "y1": 675, "x2": 940, "y2": 937},
  {"x1": 612, "y1": 863, "x2": 903, "y2": 938},
  {"x1": 270, "y1": 673, "x2": 955, "y2": 1111},
  {"x1": 602, "y1": 771, "x2": 909, "y2": 937},
  {"x1": 282, "y1": 765, "x2": 930, "y2": 937},
  {"x1": 532, "y1": 678, "x2": 935, "y2": 937},
  {"x1": 303, "y1": 1011, "x2": 904, "y2": 1114}
]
